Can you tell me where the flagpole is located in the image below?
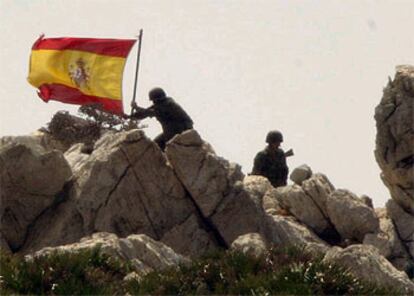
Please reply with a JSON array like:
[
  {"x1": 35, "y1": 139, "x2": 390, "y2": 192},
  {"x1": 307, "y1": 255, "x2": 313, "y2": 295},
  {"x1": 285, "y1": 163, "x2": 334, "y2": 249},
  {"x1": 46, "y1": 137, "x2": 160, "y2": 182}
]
[{"x1": 131, "y1": 29, "x2": 143, "y2": 113}]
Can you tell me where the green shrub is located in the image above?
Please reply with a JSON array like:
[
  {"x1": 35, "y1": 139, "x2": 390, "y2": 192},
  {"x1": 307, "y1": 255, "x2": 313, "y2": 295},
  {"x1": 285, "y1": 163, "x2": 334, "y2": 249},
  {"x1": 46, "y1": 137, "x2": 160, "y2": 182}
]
[
  {"x1": 0, "y1": 245, "x2": 400, "y2": 295},
  {"x1": 127, "y1": 245, "x2": 398, "y2": 295},
  {"x1": 0, "y1": 247, "x2": 131, "y2": 295}
]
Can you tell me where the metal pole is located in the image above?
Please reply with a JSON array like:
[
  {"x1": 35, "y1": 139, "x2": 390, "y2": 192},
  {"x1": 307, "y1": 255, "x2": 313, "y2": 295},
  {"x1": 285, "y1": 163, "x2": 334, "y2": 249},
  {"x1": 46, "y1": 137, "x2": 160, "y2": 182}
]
[{"x1": 131, "y1": 29, "x2": 143, "y2": 108}]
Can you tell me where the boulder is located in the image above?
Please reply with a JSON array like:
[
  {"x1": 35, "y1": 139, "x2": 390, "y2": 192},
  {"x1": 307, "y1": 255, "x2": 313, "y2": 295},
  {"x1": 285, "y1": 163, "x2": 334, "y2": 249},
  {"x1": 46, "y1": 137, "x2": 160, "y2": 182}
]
[
  {"x1": 0, "y1": 141, "x2": 72, "y2": 251},
  {"x1": 275, "y1": 184, "x2": 330, "y2": 235},
  {"x1": 326, "y1": 189, "x2": 379, "y2": 242},
  {"x1": 0, "y1": 131, "x2": 68, "y2": 153},
  {"x1": 301, "y1": 173, "x2": 335, "y2": 218},
  {"x1": 242, "y1": 175, "x2": 273, "y2": 208},
  {"x1": 230, "y1": 233, "x2": 267, "y2": 257},
  {"x1": 160, "y1": 214, "x2": 218, "y2": 258},
  {"x1": 386, "y1": 199, "x2": 414, "y2": 258},
  {"x1": 265, "y1": 214, "x2": 329, "y2": 254},
  {"x1": 375, "y1": 65, "x2": 414, "y2": 214},
  {"x1": 166, "y1": 130, "x2": 266, "y2": 246},
  {"x1": 21, "y1": 130, "x2": 217, "y2": 256},
  {"x1": 30, "y1": 232, "x2": 189, "y2": 274},
  {"x1": 363, "y1": 213, "x2": 406, "y2": 259},
  {"x1": 166, "y1": 130, "x2": 244, "y2": 217},
  {"x1": 262, "y1": 188, "x2": 285, "y2": 215},
  {"x1": 73, "y1": 130, "x2": 198, "y2": 240},
  {"x1": 323, "y1": 245, "x2": 414, "y2": 293},
  {"x1": 289, "y1": 164, "x2": 312, "y2": 185}
]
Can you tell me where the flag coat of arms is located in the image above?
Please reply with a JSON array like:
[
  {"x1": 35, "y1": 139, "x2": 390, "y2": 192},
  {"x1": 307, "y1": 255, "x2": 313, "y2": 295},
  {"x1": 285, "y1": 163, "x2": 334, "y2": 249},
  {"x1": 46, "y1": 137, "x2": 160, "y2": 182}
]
[{"x1": 28, "y1": 36, "x2": 136, "y2": 114}]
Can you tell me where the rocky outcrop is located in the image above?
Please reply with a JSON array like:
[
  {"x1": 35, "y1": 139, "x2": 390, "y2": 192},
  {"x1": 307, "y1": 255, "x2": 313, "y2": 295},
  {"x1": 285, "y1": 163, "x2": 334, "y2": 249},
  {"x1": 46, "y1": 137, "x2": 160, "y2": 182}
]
[
  {"x1": 265, "y1": 214, "x2": 329, "y2": 254},
  {"x1": 323, "y1": 245, "x2": 414, "y2": 293},
  {"x1": 326, "y1": 189, "x2": 379, "y2": 242},
  {"x1": 1, "y1": 63, "x2": 414, "y2": 286},
  {"x1": 30, "y1": 232, "x2": 189, "y2": 274},
  {"x1": 166, "y1": 130, "x2": 266, "y2": 246},
  {"x1": 386, "y1": 199, "x2": 414, "y2": 259},
  {"x1": 0, "y1": 141, "x2": 72, "y2": 251},
  {"x1": 19, "y1": 130, "x2": 218, "y2": 257},
  {"x1": 0, "y1": 131, "x2": 68, "y2": 153},
  {"x1": 375, "y1": 65, "x2": 414, "y2": 214},
  {"x1": 275, "y1": 184, "x2": 330, "y2": 236}
]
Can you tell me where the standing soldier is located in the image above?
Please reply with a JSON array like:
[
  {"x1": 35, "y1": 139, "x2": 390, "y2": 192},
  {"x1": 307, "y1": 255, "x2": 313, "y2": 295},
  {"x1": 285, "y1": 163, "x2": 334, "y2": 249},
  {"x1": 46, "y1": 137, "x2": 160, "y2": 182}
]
[
  {"x1": 130, "y1": 87, "x2": 193, "y2": 150},
  {"x1": 252, "y1": 130, "x2": 291, "y2": 187}
]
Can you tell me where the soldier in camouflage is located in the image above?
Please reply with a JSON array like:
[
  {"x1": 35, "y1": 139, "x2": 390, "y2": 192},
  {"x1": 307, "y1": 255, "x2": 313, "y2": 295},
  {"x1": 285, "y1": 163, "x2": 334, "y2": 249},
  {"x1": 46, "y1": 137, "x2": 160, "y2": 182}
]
[
  {"x1": 130, "y1": 87, "x2": 193, "y2": 150},
  {"x1": 252, "y1": 130, "x2": 289, "y2": 187}
]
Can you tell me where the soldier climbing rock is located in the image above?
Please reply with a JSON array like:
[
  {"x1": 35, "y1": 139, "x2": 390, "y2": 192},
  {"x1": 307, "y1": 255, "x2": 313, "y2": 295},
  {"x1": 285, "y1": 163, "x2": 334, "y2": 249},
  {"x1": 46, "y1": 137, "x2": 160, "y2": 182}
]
[
  {"x1": 130, "y1": 87, "x2": 193, "y2": 150},
  {"x1": 252, "y1": 130, "x2": 292, "y2": 187}
]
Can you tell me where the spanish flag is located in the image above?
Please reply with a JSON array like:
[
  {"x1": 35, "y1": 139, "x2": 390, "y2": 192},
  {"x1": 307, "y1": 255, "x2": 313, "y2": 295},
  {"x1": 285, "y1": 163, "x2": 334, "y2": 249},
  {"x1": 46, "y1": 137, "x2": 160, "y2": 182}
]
[{"x1": 28, "y1": 36, "x2": 136, "y2": 115}]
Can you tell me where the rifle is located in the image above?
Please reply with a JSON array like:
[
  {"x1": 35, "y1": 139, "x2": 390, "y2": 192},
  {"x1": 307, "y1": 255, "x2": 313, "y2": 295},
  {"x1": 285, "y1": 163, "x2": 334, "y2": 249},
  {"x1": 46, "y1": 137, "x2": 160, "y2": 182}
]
[{"x1": 285, "y1": 149, "x2": 294, "y2": 157}]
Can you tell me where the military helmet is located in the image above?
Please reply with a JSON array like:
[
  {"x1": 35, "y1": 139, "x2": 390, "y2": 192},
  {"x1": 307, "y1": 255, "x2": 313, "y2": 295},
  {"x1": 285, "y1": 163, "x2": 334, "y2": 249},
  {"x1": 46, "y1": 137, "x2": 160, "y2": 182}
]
[
  {"x1": 266, "y1": 130, "x2": 283, "y2": 143},
  {"x1": 149, "y1": 87, "x2": 166, "y2": 101}
]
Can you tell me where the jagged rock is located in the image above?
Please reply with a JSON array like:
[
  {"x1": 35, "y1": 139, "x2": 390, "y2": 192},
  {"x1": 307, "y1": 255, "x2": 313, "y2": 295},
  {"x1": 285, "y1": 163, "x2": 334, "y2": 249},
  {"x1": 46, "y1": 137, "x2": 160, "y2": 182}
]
[
  {"x1": 64, "y1": 143, "x2": 91, "y2": 174},
  {"x1": 166, "y1": 130, "x2": 244, "y2": 217},
  {"x1": 275, "y1": 184, "x2": 330, "y2": 235},
  {"x1": 360, "y1": 195, "x2": 374, "y2": 208},
  {"x1": 230, "y1": 233, "x2": 267, "y2": 257},
  {"x1": 326, "y1": 189, "x2": 379, "y2": 242},
  {"x1": 375, "y1": 65, "x2": 414, "y2": 214},
  {"x1": 262, "y1": 188, "x2": 285, "y2": 215},
  {"x1": 265, "y1": 214, "x2": 329, "y2": 254},
  {"x1": 0, "y1": 141, "x2": 72, "y2": 251},
  {"x1": 301, "y1": 173, "x2": 335, "y2": 218},
  {"x1": 323, "y1": 245, "x2": 414, "y2": 293},
  {"x1": 166, "y1": 130, "x2": 266, "y2": 246},
  {"x1": 0, "y1": 131, "x2": 68, "y2": 153},
  {"x1": 160, "y1": 214, "x2": 218, "y2": 258},
  {"x1": 289, "y1": 164, "x2": 312, "y2": 185},
  {"x1": 21, "y1": 198, "x2": 85, "y2": 254},
  {"x1": 242, "y1": 175, "x2": 273, "y2": 208},
  {"x1": 30, "y1": 232, "x2": 189, "y2": 274},
  {"x1": 363, "y1": 214, "x2": 406, "y2": 259},
  {"x1": 22, "y1": 130, "x2": 217, "y2": 256},
  {"x1": 386, "y1": 199, "x2": 414, "y2": 258}
]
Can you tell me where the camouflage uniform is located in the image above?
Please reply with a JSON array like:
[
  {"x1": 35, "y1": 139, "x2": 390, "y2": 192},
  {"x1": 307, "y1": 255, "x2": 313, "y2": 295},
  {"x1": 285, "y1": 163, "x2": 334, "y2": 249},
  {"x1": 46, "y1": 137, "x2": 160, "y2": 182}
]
[
  {"x1": 131, "y1": 96, "x2": 193, "y2": 150},
  {"x1": 252, "y1": 147, "x2": 288, "y2": 187}
]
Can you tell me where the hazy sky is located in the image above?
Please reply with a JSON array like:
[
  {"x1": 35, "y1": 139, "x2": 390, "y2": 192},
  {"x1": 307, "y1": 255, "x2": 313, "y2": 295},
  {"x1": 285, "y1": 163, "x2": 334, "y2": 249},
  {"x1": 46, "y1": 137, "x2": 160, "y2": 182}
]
[{"x1": 1, "y1": 0, "x2": 413, "y2": 208}]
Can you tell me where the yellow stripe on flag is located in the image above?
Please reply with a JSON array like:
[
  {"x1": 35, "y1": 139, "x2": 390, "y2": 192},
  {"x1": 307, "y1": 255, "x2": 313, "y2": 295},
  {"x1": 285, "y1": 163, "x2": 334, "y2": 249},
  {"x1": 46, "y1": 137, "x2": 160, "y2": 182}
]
[{"x1": 28, "y1": 49, "x2": 127, "y2": 100}]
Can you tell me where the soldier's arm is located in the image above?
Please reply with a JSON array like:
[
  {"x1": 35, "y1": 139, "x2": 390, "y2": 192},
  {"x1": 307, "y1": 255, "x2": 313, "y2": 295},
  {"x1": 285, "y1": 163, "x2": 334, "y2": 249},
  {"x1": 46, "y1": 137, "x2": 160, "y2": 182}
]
[{"x1": 130, "y1": 105, "x2": 156, "y2": 120}]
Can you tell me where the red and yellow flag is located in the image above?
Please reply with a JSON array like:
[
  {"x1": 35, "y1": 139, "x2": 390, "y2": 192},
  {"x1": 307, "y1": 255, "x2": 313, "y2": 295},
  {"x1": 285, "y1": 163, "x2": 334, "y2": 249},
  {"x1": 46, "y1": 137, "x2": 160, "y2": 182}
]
[{"x1": 28, "y1": 36, "x2": 136, "y2": 114}]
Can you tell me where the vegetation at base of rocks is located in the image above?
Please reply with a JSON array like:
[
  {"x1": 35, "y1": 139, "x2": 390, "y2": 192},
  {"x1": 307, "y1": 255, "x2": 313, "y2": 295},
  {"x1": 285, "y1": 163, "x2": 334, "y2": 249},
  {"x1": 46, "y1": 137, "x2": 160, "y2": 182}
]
[
  {"x1": 0, "y1": 247, "x2": 132, "y2": 295},
  {"x1": 0, "y1": 246, "x2": 400, "y2": 295}
]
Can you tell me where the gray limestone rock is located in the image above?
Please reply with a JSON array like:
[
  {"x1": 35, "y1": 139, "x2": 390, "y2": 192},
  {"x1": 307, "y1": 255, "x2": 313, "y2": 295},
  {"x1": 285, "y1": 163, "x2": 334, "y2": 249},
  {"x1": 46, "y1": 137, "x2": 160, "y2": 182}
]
[
  {"x1": 375, "y1": 65, "x2": 414, "y2": 214},
  {"x1": 0, "y1": 140, "x2": 72, "y2": 251},
  {"x1": 230, "y1": 233, "x2": 267, "y2": 257},
  {"x1": 290, "y1": 164, "x2": 313, "y2": 185},
  {"x1": 326, "y1": 189, "x2": 379, "y2": 242},
  {"x1": 323, "y1": 244, "x2": 414, "y2": 293}
]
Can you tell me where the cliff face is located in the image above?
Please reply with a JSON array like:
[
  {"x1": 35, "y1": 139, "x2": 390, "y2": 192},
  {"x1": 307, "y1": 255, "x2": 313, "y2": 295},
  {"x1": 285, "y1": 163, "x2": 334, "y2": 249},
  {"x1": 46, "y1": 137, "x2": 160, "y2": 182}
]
[
  {"x1": 0, "y1": 66, "x2": 413, "y2": 291},
  {"x1": 375, "y1": 65, "x2": 414, "y2": 214}
]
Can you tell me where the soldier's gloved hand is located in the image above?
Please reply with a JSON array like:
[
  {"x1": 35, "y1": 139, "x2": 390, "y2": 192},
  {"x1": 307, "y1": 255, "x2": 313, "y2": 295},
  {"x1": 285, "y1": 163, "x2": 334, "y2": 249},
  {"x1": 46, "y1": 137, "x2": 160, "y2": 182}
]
[{"x1": 131, "y1": 101, "x2": 138, "y2": 111}]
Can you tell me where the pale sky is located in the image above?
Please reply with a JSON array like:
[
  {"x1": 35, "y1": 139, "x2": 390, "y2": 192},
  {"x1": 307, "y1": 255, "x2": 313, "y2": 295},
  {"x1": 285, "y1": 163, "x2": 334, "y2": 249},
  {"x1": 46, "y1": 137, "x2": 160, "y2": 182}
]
[{"x1": 1, "y1": 0, "x2": 414, "y2": 208}]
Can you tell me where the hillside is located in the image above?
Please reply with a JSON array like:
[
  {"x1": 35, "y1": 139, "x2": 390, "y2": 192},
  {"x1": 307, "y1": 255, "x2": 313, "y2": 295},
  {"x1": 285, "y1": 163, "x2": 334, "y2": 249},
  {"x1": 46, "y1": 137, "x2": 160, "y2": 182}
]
[{"x1": 0, "y1": 65, "x2": 413, "y2": 294}]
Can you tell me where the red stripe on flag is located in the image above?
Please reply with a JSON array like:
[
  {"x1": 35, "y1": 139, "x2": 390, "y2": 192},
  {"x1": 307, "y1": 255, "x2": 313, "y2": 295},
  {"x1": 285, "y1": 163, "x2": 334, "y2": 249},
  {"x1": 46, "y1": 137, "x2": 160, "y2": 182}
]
[
  {"x1": 32, "y1": 37, "x2": 136, "y2": 58},
  {"x1": 38, "y1": 83, "x2": 124, "y2": 114}
]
